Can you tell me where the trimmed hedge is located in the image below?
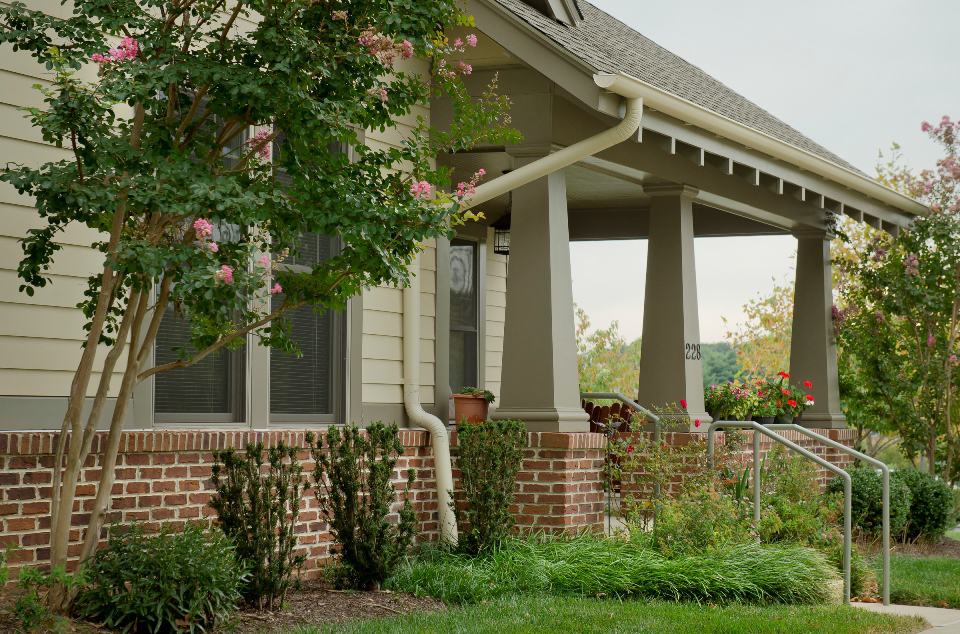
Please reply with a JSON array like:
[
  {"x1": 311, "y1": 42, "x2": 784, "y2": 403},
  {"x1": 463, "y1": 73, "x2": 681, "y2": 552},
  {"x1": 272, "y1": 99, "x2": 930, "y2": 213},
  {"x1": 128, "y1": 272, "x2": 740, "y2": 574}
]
[
  {"x1": 895, "y1": 469, "x2": 954, "y2": 541},
  {"x1": 827, "y1": 466, "x2": 911, "y2": 538}
]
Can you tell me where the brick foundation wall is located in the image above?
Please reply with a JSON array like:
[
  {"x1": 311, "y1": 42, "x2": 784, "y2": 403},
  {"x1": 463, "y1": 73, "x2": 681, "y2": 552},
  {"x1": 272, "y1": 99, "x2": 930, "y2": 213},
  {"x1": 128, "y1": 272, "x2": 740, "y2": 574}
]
[{"x1": 0, "y1": 426, "x2": 850, "y2": 582}]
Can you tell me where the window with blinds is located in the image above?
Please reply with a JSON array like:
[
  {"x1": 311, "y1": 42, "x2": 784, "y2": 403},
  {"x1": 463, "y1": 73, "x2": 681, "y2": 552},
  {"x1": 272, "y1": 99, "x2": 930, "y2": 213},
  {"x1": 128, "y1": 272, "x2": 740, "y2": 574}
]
[
  {"x1": 270, "y1": 233, "x2": 343, "y2": 420},
  {"x1": 450, "y1": 239, "x2": 479, "y2": 392},
  {"x1": 154, "y1": 116, "x2": 248, "y2": 422}
]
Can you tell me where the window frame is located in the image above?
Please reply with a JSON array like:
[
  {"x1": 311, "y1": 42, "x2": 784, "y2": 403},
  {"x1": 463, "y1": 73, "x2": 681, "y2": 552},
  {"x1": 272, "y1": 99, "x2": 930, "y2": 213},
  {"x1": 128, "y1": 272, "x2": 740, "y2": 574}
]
[{"x1": 448, "y1": 235, "x2": 484, "y2": 394}]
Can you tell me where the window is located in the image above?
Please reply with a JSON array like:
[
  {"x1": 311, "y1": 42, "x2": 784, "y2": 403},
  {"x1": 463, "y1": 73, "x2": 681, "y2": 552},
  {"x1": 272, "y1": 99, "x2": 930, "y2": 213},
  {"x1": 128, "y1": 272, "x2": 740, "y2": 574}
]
[
  {"x1": 155, "y1": 114, "x2": 248, "y2": 422},
  {"x1": 268, "y1": 134, "x2": 346, "y2": 422},
  {"x1": 269, "y1": 233, "x2": 344, "y2": 421},
  {"x1": 449, "y1": 239, "x2": 479, "y2": 392}
]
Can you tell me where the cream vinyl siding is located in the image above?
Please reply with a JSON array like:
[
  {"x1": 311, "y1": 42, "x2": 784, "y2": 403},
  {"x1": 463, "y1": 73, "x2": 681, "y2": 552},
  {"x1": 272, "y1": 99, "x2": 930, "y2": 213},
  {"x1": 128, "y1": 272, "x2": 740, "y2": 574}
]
[
  {"x1": 484, "y1": 228, "x2": 507, "y2": 401},
  {"x1": 359, "y1": 56, "x2": 437, "y2": 407},
  {"x1": 0, "y1": 13, "x2": 126, "y2": 399}
]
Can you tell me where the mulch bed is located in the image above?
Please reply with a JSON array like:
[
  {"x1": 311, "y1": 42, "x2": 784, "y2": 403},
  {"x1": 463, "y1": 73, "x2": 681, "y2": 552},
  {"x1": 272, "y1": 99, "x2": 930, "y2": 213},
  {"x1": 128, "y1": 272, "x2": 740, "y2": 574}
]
[
  {"x1": 0, "y1": 581, "x2": 443, "y2": 633},
  {"x1": 858, "y1": 535, "x2": 960, "y2": 559},
  {"x1": 226, "y1": 582, "x2": 444, "y2": 633}
]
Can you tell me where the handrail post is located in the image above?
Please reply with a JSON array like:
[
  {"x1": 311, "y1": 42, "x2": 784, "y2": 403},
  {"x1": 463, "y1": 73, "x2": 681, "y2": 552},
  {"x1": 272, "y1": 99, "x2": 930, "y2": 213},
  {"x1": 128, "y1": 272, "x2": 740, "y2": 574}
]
[
  {"x1": 768, "y1": 423, "x2": 891, "y2": 605},
  {"x1": 753, "y1": 429, "x2": 761, "y2": 524}
]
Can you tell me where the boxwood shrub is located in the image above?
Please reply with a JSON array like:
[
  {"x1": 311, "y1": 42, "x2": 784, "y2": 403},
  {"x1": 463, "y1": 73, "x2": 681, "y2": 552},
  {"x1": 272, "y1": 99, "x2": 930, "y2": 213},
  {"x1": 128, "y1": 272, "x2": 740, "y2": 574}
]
[
  {"x1": 826, "y1": 466, "x2": 911, "y2": 539},
  {"x1": 895, "y1": 469, "x2": 954, "y2": 541},
  {"x1": 76, "y1": 524, "x2": 245, "y2": 633}
]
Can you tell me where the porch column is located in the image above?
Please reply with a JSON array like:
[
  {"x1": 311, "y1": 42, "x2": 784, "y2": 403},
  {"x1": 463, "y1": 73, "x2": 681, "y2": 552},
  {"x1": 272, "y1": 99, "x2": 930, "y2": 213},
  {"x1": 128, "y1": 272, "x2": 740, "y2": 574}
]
[
  {"x1": 636, "y1": 185, "x2": 710, "y2": 429},
  {"x1": 493, "y1": 157, "x2": 589, "y2": 432},
  {"x1": 790, "y1": 230, "x2": 845, "y2": 428}
]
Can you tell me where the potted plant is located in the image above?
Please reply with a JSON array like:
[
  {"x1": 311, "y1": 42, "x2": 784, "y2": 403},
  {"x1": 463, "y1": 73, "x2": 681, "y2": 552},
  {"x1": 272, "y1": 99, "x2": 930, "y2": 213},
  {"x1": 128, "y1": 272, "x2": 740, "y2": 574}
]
[
  {"x1": 751, "y1": 379, "x2": 778, "y2": 425},
  {"x1": 771, "y1": 372, "x2": 815, "y2": 423},
  {"x1": 452, "y1": 387, "x2": 495, "y2": 425}
]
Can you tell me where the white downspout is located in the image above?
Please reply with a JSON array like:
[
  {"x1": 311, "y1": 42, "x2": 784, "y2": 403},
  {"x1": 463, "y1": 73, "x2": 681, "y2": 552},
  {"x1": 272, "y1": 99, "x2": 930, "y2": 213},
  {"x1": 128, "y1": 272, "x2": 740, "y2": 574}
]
[
  {"x1": 402, "y1": 72, "x2": 644, "y2": 545},
  {"x1": 403, "y1": 254, "x2": 458, "y2": 544}
]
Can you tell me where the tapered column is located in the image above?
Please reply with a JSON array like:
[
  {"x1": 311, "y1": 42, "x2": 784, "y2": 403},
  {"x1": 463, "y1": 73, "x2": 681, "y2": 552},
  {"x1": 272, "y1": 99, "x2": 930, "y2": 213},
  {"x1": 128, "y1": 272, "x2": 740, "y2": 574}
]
[
  {"x1": 636, "y1": 185, "x2": 710, "y2": 429},
  {"x1": 494, "y1": 159, "x2": 589, "y2": 432},
  {"x1": 790, "y1": 230, "x2": 845, "y2": 428}
]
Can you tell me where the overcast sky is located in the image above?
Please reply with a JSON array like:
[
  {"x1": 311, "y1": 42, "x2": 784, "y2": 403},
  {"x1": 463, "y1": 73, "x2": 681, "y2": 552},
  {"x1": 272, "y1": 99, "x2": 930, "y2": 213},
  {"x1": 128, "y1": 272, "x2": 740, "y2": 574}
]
[{"x1": 569, "y1": 0, "x2": 959, "y2": 342}]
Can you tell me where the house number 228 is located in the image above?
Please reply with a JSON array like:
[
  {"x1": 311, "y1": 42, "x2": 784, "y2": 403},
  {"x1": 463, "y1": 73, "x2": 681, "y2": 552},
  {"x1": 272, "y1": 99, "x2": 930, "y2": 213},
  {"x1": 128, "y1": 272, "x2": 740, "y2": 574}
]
[{"x1": 684, "y1": 343, "x2": 701, "y2": 361}]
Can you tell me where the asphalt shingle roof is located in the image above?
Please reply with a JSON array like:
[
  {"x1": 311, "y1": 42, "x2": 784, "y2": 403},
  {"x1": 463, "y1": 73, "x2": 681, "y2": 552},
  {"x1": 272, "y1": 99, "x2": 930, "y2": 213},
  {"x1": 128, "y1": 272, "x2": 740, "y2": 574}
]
[{"x1": 493, "y1": 0, "x2": 865, "y2": 175}]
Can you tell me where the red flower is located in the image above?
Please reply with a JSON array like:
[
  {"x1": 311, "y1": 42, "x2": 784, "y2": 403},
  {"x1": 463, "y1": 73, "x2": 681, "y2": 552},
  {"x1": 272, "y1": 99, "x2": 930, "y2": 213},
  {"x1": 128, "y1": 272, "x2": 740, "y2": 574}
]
[
  {"x1": 803, "y1": 380, "x2": 813, "y2": 389},
  {"x1": 757, "y1": 389, "x2": 765, "y2": 397},
  {"x1": 680, "y1": 399, "x2": 688, "y2": 409},
  {"x1": 805, "y1": 394, "x2": 814, "y2": 402},
  {"x1": 694, "y1": 418, "x2": 702, "y2": 428},
  {"x1": 627, "y1": 444, "x2": 635, "y2": 454},
  {"x1": 787, "y1": 399, "x2": 797, "y2": 407},
  {"x1": 781, "y1": 388, "x2": 790, "y2": 396},
  {"x1": 777, "y1": 371, "x2": 791, "y2": 379}
]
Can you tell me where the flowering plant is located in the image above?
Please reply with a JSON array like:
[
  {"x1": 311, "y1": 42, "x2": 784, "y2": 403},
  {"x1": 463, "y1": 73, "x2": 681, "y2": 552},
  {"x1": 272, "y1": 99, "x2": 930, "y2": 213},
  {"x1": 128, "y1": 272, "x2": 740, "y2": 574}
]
[
  {"x1": 766, "y1": 372, "x2": 814, "y2": 418},
  {"x1": 704, "y1": 381, "x2": 757, "y2": 421},
  {"x1": 0, "y1": 0, "x2": 518, "y2": 605}
]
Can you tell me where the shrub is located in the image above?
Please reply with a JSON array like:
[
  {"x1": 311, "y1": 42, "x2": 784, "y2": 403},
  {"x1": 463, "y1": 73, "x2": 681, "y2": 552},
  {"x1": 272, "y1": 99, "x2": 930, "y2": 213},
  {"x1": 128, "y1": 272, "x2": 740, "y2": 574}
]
[
  {"x1": 388, "y1": 535, "x2": 837, "y2": 605},
  {"x1": 210, "y1": 441, "x2": 306, "y2": 610},
  {"x1": 309, "y1": 423, "x2": 416, "y2": 590},
  {"x1": 826, "y1": 466, "x2": 911, "y2": 539},
  {"x1": 649, "y1": 490, "x2": 750, "y2": 557},
  {"x1": 757, "y1": 446, "x2": 831, "y2": 546},
  {"x1": 14, "y1": 565, "x2": 84, "y2": 633},
  {"x1": 894, "y1": 469, "x2": 954, "y2": 541},
  {"x1": 76, "y1": 525, "x2": 244, "y2": 633},
  {"x1": 454, "y1": 419, "x2": 525, "y2": 555}
]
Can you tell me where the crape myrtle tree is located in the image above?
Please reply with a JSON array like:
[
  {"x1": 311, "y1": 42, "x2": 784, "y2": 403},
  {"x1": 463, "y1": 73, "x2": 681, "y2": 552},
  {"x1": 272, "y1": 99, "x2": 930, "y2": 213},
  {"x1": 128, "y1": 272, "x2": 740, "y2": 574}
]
[
  {"x1": 0, "y1": 0, "x2": 516, "y2": 607},
  {"x1": 836, "y1": 118, "x2": 960, "y2": 480}
]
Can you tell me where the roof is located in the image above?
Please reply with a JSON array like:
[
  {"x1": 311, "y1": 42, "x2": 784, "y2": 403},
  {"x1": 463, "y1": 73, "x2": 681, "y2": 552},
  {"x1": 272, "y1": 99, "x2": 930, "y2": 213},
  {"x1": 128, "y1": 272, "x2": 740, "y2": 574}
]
[{"x1": 493, "y1": 0, "x2": 866, "y2": 176}]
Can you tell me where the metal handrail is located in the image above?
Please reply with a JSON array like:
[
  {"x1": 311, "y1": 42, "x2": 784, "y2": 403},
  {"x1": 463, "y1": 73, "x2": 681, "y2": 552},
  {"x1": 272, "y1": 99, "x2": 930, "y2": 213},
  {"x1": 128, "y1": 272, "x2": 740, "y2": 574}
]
[
  {"x1": 769, "y1": 424, "x2": 891, "y2": 605},
  {"x1": 707, "y1": 421, "x2": 852, "y2": 604},
  {"x1": 580, "y1": 391, "x2": 661, "y2": 442}
]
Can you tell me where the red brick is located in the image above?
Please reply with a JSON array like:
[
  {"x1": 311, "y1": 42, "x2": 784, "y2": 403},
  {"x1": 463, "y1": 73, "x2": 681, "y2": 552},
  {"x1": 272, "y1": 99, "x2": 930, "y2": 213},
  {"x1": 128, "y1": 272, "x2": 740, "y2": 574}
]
[
  {"x1": 6, "y1": 487, "x2": 36, "y2": 500},
  {"x1": 126, "y1": 482, "x2": 149, "y2": 494}
]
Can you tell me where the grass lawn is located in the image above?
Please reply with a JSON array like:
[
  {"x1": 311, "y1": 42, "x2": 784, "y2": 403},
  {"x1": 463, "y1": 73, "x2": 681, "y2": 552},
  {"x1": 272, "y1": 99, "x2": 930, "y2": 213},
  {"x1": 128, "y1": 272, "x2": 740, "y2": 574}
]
[
  {"x1": 947, "y1": 528, "x2": 960, "y2": 541},
  {"x1": 290, "y1": 595, "x2": 925, "y2": 634},
  {"x1": 888, "y1": 554, "x2": 960, "y2": 608}
]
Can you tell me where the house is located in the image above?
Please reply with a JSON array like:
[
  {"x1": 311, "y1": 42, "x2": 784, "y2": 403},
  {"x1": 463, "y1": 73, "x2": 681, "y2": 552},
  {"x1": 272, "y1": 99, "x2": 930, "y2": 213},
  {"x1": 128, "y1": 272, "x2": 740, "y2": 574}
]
[{"x1": 0, "y1": 0, "x2": 922, "y2": 570}]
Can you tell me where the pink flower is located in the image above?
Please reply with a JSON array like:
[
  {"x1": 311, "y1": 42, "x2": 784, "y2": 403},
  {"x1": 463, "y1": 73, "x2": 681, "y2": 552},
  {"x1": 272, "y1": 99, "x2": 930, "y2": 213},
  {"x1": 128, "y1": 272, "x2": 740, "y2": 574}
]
[
  {"x1": 250, "y1": 129, "x2": 272, "y2": 160},
  {"x1": 332, "y1": 10, "x2": 348, "y2": 20},
  {"x1": 453, "y1": 37, "x2": 464, "y2": 48},
  {"x1": 258, "y1": 254, "x2": 270, "y2": 268},
  {"x1": 928, "y1": 334, "x2": 936, "y2": 348},
  {"x1": 270, "y1": 283, "x2": 282, "y2": 295},
  {"x1": 950, "y1": 354, "x2": 959, "y2": 366},
  {"x1": 217, "y1": 264, "x2": 234, "y2": 284},
  {"x1": 466, "y1": 33, "x2": 478, "y2": 47},
  {"x1": 193, "y1": 218, "x2": 213, "y2": 239},
  {"x1": 694, "y1": 418, "x2": 701, "y2": 428},
  {"x1": 410, "y1": 180, "x2": 432, "y2": 199},
  {"x1": 475, "y1": 168, "x2": 487, "y2": 178},
  {"x1": 457, "y1": 60, "x2": 472, "y2": 75},
  {"x1": 922, "y1": 121, "x2": 932, "y2": 133},
  {"x1": 401, "y1": 39, "x2": 414, "y2": 59},
  {"x1": 208, "y1": 242, "x2": 219, "y2": 253},
  {"x1": 904, "y1": 253, "x2": 920, "y2": 276},
  {"x1": 92, "y1": 36, "x2": 139, "y2": 64},
  {"x1": 679, "y1": 399, "x2": 688, "y2": 409}
]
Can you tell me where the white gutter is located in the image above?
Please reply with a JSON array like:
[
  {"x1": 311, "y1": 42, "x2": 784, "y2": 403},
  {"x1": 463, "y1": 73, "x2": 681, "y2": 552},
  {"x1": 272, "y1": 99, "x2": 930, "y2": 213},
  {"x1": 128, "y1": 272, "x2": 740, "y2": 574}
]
[
  {"x1": 609, "y1": 74, "x2": 928, "y2": 217},
  {"x1": 402, "y1": 72, "x2": 643, "y2": 545},
  {"x1": 403, "y1": 252, "x2": 458, "y2": 545},
  {"x1": 464, "y1": 73, "x2": 644, "y2": 210}
]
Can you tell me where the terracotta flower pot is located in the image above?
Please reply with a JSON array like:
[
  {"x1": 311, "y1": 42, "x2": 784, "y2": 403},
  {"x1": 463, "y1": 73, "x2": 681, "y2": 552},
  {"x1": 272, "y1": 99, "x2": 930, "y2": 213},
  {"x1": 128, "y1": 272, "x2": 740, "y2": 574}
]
[{"x1": 452, "y1": 394, "x2": 489, "y2": 425}]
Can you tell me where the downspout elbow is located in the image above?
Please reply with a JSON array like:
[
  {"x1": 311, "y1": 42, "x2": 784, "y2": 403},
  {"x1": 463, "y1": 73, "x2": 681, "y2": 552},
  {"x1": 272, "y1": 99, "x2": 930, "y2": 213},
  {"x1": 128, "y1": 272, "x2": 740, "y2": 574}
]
[{"x1": 402, "y1": 254, "x2": 458, "y2": 545}]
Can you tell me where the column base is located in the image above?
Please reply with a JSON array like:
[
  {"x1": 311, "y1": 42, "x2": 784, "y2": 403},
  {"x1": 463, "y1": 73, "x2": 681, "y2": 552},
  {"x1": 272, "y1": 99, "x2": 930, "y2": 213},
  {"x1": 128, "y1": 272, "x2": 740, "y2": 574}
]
[
  {"x1": 798, "y1": 412, "x2": 847, "y2": 429},
  {"x1": 492, "y1": 406, "x2": 590, "y2": 432}
]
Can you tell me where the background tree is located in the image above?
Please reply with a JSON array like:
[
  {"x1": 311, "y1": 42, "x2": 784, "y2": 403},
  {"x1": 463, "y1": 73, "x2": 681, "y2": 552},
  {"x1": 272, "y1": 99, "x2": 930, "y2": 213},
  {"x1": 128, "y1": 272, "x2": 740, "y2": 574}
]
[
  {"x1": 701, "y1": 342, "x2": 738, "y2": 386},
  {"x1": 575, "y1": 306, "x2": 642, "y2": 396},
  {"x1": 723, "y1": 279, "x2": 793, "y2": 378},
  {"x1": 836, "y1": 118, "x2": 960, "y2": 479},
  {"x1": 0, "y1": 0, "x2": 516, "y2": 608}
]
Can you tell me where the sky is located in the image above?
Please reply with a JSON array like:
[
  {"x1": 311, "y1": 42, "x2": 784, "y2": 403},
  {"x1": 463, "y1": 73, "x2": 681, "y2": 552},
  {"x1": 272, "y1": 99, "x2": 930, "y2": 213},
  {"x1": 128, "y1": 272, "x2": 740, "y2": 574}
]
[{"x1": 569, "y1": 0, "x2": 959, "y2": 342}]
